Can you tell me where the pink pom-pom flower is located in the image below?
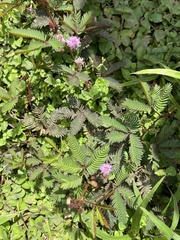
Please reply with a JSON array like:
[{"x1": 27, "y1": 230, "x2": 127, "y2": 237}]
[
  {"x1": 100, "y1": 163, "x2": 112, "y2": 178},
  {"x1": 66, "y1": 36, "x2": 81, "y2": 49}
]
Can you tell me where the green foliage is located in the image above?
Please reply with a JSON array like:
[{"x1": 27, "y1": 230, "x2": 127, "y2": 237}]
[
  {"x1": 112, "y1": 189, "x2": 127, "y2": 224},
  {"x1": 0, "y1": 0, "x2": 180, "y2": 239},
  {"x1": 9, "y1": 28, "x2": 46, "y2": 41},
  {"x1": 129, "y1": 134, "x2": 143, "y2": 166},
  {"x1": 53, "y1": 172, "x2": 82, "y2": 189},
  {"x1": 87, "y1": 144, "x2": 109, "y2": 175}
]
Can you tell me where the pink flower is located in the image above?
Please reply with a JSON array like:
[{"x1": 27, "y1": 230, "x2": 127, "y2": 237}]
[
  {"x1": 75, "y1": 57, "x2": 84, "y2": 66},
  {"x1": 56, "y1": 34, "x2": 65, "y2": 43},
  {"x1": 100, "y1": 163, "x2": 112, "y2": 177},
  {"x1": 66, "y1": 36, "x2": 81, "y2": 49}
]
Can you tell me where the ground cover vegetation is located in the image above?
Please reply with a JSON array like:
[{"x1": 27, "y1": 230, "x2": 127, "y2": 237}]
[{"x1": 0, "y1": 0, "x2": 180, "y2": 239}]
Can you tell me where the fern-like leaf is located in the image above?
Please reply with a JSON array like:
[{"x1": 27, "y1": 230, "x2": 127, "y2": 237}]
[
  {"x1": 159, "y1": 139, "x2": 180, "y2": 149},
  {"x1": 61, "y1": 65, "x2": 74, "y2": 75},
  {"x1": 43, "y1": 173, "x2": 55, "y2": 188},
  {"x1": 129, "y1": 134, "x2": 144, "y2": 166},
  {"x1": 53, "y1": 172, "x2": 82, "y2": 189},
  {"x1": 110, "y1": 148, "x2": 123, "y2": 174},
  {"x1": 115, "y1": 166, "x2": 129, "y2": 186},
  {"x1": 83, "y1": 108, "x2": 102, "y2": 127},
  {"x1": 122, "y1": 99, "x2": 151, "y2": 113},
  {"x1": 48, "y1": 107, "x2": 75, "y2": 123},
  {"x1": 9, "y1": 78, "x2": 25, "y2": 95},
  {"x1": 87, "y1": 144, "x2": 109, "y2": 175},
  {"x1": 31, "y1": 16, "x2": 50, "y2": 29},
  {"x1": 63, "y1": 15, "x2": 76, "y2": 32},
  {"x1": 158, "y1": 139, "x2": 180, "y2": 159},
  {"x1": 70, "y1": 111, "x2": 86, "y2": 135},
  {"x1": 26, "y1": 157, "x2": 41, "y2": 166},
  {"x1": 9, "y1": 28, "x2": 46, "y2": 41},
  {"x1": 140, "y1": 81, "x2": 151, "y2": 106},
  {"x1": 22, "y1": 115, "x2": 39, "y2": 130},
  {"x1": 29, "y1": 166, "x2": 44, "y2": 180},
  {"x1": 40, "y1": 155, "x2": 59, "y2": 164},
  {"x1": 118, "y1": 186, "x2": 135, "y2": 208},
  {"x1": 61, "y1": 175, "x2": 82, "y2": 189},
  {"x1": 73, "y1": 0, "x2": 87, "y2": 10},
  {"x1": 48, "y1": 37, "x2": 64, "y2": 51},
  {"x1": 123, "y1": 113, "x2": 140, "y2": 131},
  {"x1": 103, "y1": 77, "x2": 122, "y2": 93},
  {"x1": 100, "y1": 116, "x2": 128, "y2": 133},
  {"x1": 15, "y1": 41, "x2": 46, "y2": 54},
  {"x1": 1, "y1": 97, "x2": 18, "y2": 114},
  {"x1": 46, "y1": 124, "x2": 68, "y2": 138},
  {"x1": 107, "y1": 131, "x2": 128, "y2": 143},
  {"x1": 51, "y1": 156, "x2": 82, "y2": 173},
  {"x1": 153, "y1": 83, "x2": 172, "y2": 113},
  {"x1": 0, "y1": 87, "x2": 11, "y2": 100},
  {"x1": 44, "y1": 137, "x2": 60, "y2": 152},
  {"x1": 112, "y1": 188, "x2": 126, "y2": 224},
  {"x1": 79, "y1": 11, "x2": 93, "y2": 32},
  {"x1": 67, "y1": 135, "x2": 86, "y2": 165}
]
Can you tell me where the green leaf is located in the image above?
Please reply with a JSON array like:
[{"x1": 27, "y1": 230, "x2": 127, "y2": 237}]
[
  {"x1": 48, "y1": 37, "x2": 64, "y2": 51},
  {"x1": 152, "y1": 83, "x2": 172, "y2": 113},
  {"x1": 122, "y1": 99, "x2": 151, "y2": 113},
  {"x1": 155, "y1": 169, "x2": 166, "y2": 176},
  {"x1": 131, "y1": 176, "x2": 165, "y2": 235},
  {"x1": 83, "y1": 108, "x2": 102, "y2": 127},
  {"x1": 141, "y1": 207, "x2": 173, "y2": 240},
  {"x1": 129, "y1": 134, "x2": 144, "y2": 166},
  {"x1": 0, "y1": 214, "x2": 17, "y2": 225},
  {"x1": 96, "y1": 207, "x2": 110, "y2": 229},
  {"x1": 29, "y1": 166, "x2": 44, "y2": 180},
  {"x1": 0, "y1": 87, "x2": 11, "y2": 100},
  {"x1": 79, "y1": 11, "x2": 93, "y2": 31},
  {"x1": 53, "y1": 172, "x2": 82, "y2": 189},
  {"x1": 112, "y1": 188, "x2": 126, "y2": 224},
  {"x1": 1, "y1": 97, "x2": 18, "y2": 114},
  {"x1": 15, "y1": 41, "x2": 46, "y2": 54},
  {"x1": 67, "y1": 135, "x2": 86, "y2": 165},
  {"x1": 89, "y1": 208, "x2": 96, "y2": 239},
  {"x1": 51, "y1": 157, "x2": 82, "y2": 174},
  {"x1": 84, "y1": 213, "x2": 131, "y2": 239},
  {"x1": 133, "y1": 69, "x2": 180, "y2": 80},
  {"x1": 73, "y1": 0, "x2": 87, "y2": 11},
  {"x1": 171, "y1": 194, "x2": 179, "y2": 231},
  {"x1": 133, "y1": 180, "x2": 142, "y2": 206},
  {"x1": 44, "y1": 137, "x2": 60, "y2": 152},
  {"x1": 9, "y1": 29, "x2": 46, "y2": 41},
  {"x1": 63, "y1": 15, "x2": 76, "y2": 31},
  {"x1": 107, "y1": 131, "x2": 128, "y2": 143},
  {"x1": 40, "y1": 155, "x2": 58, "y2": 164},
  {"x1": 140, "y1": 81, "x2": 151, "y2": 105},
  {"x1": 87, "y1": 144, "x2": 109, "y2": 175},
  {"x1": 96, "y1": 225, "x2": 131, "y2": 239},
  {"x1": 154, "y1": 30, "x2": 166, "y2": 42},
  {"x1": 149, "y1": 13, "x2": 163, "y2": 23},
  {"x1": 100, "y1": 116, "x2": 128, "y2": 133},
  {"x1": 104, "y1": 77, "x2": 122, "y2": 93},
  {"x1": 115, "y1": 166, "x2": 129, "y2": 186},
  {"x1": 70, "y1": 112, "x2": 86, "y2": 135}
]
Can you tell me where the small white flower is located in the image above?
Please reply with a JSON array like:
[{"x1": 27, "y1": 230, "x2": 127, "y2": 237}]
[{"x1": 74, "y1": 57, "x2": 84, "y2": 66}]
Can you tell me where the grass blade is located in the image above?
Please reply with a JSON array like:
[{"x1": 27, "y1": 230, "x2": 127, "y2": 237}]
[
  {"x1": 131, "y1": 176, "x2": 165, "y2": 235},
  {"x1": 132, "y1": 69, "x2": 180, "y2": 80},
  {"x1": 141, "y1": 207, "x2": 173, "y2": 240},
  {"x1": 171, "y1": 194, "x2": 179, "y2": 231}
]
